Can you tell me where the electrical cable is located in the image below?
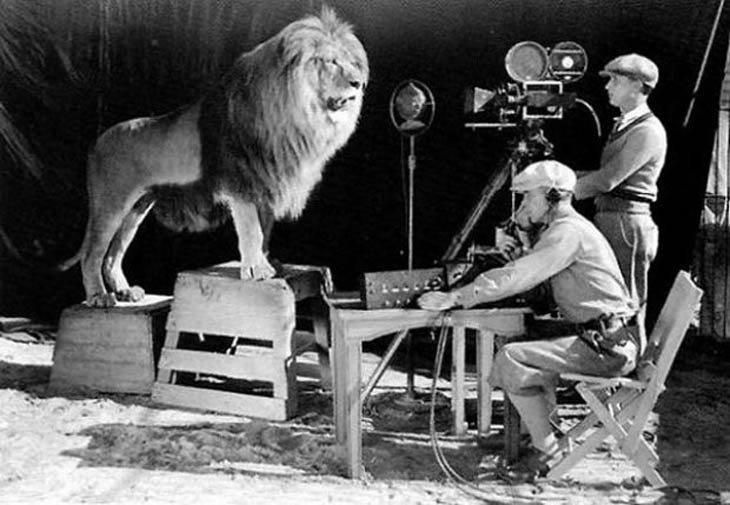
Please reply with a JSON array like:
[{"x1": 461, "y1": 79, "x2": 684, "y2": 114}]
[
  {"x1": 574, "y1": 97, "x2": 602, "y2": 138},
  {"x1": 427, "y1": 313, "x2": 531, "y2": 505}
]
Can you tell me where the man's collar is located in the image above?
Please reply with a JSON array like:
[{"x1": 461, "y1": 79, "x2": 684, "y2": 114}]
[{"x1": 619, "y1": 102, "x2": 651, "y2": 125}]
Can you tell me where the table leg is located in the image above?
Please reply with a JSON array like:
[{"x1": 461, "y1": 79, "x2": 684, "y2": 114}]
[
  {"x1": 332, "y1": 319, "x2": 363, "y2": 478},
  {"x1": 476, "y1": 330, "x2": 495, "y2": 436},
  {"x1": 503, "y1": 395, "x2": 522, "y2": 463},
  {"x1": 494, "y1": 334, "x2": 522, "y2": 463},
  {"x1": 450, "y1": 326, "x2": 466, "y2": 436}
]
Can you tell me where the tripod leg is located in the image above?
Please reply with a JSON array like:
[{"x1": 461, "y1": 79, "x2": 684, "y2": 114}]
[
  {"x1": 441, "y1": 159, "x2": 513, "y2": 261},
  {"x1": 360, "y1": 330, "x2": 410, "y2": 405}
]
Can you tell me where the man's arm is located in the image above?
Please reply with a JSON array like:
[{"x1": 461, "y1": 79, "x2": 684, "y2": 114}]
[
  {"x1": 574, "y1": 125, "x2": 661, "y2": 200},
  {"x1": 419, "y1": 222, "x2": 580, "y2": 310}
]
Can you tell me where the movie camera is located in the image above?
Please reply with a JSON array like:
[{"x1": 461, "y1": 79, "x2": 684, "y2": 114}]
[{"x1": 465, "y1": 41, "x2": 591, "y2": 127}]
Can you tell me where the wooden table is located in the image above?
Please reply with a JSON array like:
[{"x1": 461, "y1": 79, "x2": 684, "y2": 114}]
[{"x1": 328, "y1": 295, "x2": 530, "y2": 478}]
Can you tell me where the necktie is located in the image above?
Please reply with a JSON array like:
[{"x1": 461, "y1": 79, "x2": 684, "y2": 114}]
[{"x1": 608, "y1": 116, "x2": 622, "y2": 141}]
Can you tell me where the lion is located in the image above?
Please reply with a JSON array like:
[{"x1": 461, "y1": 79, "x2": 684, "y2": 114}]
[{"x1": 59, "y1": 8, "x2": 368, "y2": 308}]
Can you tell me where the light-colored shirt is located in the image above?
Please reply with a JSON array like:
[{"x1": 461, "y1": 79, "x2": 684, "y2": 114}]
[
  {"x1": 616, "y1": 102, "x2": 650, "y2": 132},
  {"x1": 452, "y1": 207, "x2": 635, "y2": 323},
  {"x1": 574, "y1": 107, "x2": 666, "y2": 204}
]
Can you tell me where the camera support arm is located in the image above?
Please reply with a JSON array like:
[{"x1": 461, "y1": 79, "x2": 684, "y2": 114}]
[{"x1": 441, "y1": 121, "x2": 554, "y2": 262}]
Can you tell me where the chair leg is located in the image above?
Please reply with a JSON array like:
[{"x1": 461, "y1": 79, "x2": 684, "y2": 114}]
[
  {"x1": 633, "y1": 447, "x2": 666, "y2": 486},
  {"x1": 548, "y1": 386, "x2": 660, "y2": 482},
  {"x1": 581, "y1": 386, "x2": 665, "y2": 485},
  {"x1": 548, "y1": 427, "x2": 607, "y2": 479}
]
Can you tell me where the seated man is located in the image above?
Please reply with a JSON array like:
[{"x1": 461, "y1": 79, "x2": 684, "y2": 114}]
[{"x1": 418, "y1": 160, "x2": 642, "y2": 483}]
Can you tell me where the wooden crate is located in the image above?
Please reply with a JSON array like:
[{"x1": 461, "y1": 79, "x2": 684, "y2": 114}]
[
  {"x1": 152, "y1": 262, "x2": 331, "y2": 421},
  {"x1": 49, "y1": 295, "x2": 172, "y2": 394}
]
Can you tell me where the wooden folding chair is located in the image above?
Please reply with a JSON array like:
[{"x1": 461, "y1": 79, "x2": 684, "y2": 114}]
[{"x1": 546, "y1": 271, "x2": 703, "y2": 486}]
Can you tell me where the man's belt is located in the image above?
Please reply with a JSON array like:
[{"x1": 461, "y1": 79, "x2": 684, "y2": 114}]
[
  {"x1": 577, "y1": 313, "x2": 638, "y2": 353},
  {"x1": 608, "y1": 188, "x2": 654, "y2": 204}
]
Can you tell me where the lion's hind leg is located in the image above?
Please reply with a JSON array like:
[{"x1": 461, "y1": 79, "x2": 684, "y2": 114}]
[
  {"x1": 82, "y1": 211, "x2": 125, "y2": 308},
  {"x1": 104, "y1": 193, "x2": 156, "y2": 302},
  {"x1": 82, "y1": 186, "x2": 147, "y2": 308}
]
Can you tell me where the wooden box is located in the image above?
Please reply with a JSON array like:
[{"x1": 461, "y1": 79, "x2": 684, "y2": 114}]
[
  {"x1": 49, "y1": 295, "x2": 172, "y2": 394},
  {"x1": 152, "y1": 262, "x2": 331, "y2": 421}
]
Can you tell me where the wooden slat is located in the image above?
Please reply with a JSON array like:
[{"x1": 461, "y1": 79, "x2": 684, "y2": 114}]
[
  {"x1": 167, "y1": 273, "x2": 295, "y2": 344},
  {"x1": 158, "y1": 348, "x2": 288, "y2": 393},
  {"x1": 151, "y1": 383, "x2": 293, "y2": 420},
  {"x1": 156, "y1": 330, "x2": 181, "y2": 384}
]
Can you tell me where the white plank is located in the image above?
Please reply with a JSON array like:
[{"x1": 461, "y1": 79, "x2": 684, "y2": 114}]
[
  {"x1": 151, "y1": 383, "x2": 293, "y2": 420},
  {"x1": 158, "y1": 348, "x2": 289, "y2": 394},
  {"x1": 167, "y1": 273, "x2": 295, "y2": 344}
]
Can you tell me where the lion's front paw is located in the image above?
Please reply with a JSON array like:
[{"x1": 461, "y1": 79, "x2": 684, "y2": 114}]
[
  {"x1": 115, "y1": 286, "x2": 146, "y2": 303},
  {"x1": 86, "y1": 292, "x2": 118, "y2": 308},
  {"x1": 241, "y1": 261, "x2": 277, "y2": 281}
]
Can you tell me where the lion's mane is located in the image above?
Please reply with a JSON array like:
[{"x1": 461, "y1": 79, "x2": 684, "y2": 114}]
[{"x1": 152, "y1": 8, "x2": 368, "y2": 232}]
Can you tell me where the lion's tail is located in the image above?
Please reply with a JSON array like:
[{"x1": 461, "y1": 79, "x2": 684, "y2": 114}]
[
  {"x1": 56, "y1": 249, "x2": 82, "y2": 272},
  {"x1": 56, "y1": 218, "x2": 90, "y2": 272}
]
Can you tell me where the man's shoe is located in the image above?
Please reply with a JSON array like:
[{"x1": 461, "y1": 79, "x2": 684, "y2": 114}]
[{"x1": 496, "y1": 448, "x2": 550, "y2": 485}]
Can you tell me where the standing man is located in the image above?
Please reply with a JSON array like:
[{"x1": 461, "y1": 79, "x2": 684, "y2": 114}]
[
  {"x1": 419, "y1": 160, "x2": 640, "y2": 483},
  {"x1": 574, "y1": 53, "x2": 667, "y2": 328}
]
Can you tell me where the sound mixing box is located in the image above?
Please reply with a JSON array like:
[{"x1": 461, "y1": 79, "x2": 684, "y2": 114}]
[
  {"x1": 359, "y1": 248, "x2": 513, "y2": 310},
  {"x1": 360, "y1": 268, "x2": 445, "y2": 309}
]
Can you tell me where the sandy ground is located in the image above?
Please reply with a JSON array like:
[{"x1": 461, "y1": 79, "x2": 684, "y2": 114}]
[{"x1": 1, "y1": 332, "x2": 730, "y2": 505}]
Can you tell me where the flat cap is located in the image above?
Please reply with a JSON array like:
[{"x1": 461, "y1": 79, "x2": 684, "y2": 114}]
[
  {"x1": 511, "y1": 160, "x2": 576, "y2": 193},
  {"x1": 599, "y1": 53, "x2": 659, "y2": 88}
]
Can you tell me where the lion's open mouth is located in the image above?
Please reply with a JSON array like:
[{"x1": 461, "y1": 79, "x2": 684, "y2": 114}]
[{"x1": 326, "y1": 95, "x2": 357, "y2": 111}]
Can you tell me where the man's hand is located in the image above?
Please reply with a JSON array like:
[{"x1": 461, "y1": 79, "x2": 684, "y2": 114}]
[
  {"x1": 418, "y1": 291, "x2": 461, "y2": 311},
  {"x1": 495, "y1": 232, "x2": 525, "y2": 262}
]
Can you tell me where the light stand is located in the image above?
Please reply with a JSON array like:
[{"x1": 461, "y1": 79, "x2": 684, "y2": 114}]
[
  {"x1": 389, "y1": 80, "x2": 435, "y2": 271},
  {"x1": 359, "y1": 80, "x2": 435, "y2": 404},
  {"x1": 407, "y1": 135, "x2": 416, "y2": 270}
]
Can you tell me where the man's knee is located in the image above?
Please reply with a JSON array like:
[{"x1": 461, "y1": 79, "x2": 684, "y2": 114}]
[
  {"x1": 494, "y1": 343, "x2": 522, "y2": 371},
  {"x1": 491, "y1": 344, "x2": 538, "y2": 394}
]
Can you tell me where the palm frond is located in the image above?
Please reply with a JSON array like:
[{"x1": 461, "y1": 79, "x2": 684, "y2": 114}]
[
  {"x1": 0, "y1": 1, "x2": 57, "y2": 93},
  {"x1": 0, "y1": 0, "x2": 78, "y2": 180}
]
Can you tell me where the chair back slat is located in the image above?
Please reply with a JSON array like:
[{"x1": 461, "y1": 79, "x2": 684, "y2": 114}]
[
  {"x1": 646, "y1": 271, "x2": 703, "y2": 387},
  {"x1": 624, "y1": 271, "x2": 702, "y2": 450}
]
